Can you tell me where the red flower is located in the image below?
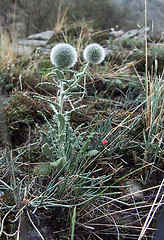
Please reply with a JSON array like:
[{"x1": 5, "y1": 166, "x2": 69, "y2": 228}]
[{"x1": 102, "y1": 139, "x2": 108, "y2": 145}]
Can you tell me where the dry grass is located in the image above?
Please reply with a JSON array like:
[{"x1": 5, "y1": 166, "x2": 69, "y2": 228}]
[
  {"x1": 54, "y1": 0, "x2": 70, "y2": 34},
  {"x1": 75, "y1": 180, "x2": 164, "y2": 239},
  {"x1": 0, "y1": 30, "x2": 18, "y2": 70}
]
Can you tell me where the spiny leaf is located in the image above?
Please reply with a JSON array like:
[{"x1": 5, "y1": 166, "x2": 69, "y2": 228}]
[
  {"x1": 64, "y1": 91, "x2": 85, "y2": 95},
  {"x1": 87, "y1": 150, "x2": 99, "y2": 157},
  {"x1": 41, "y1": 143, "x2": 52, "y2": 158},
  {"x1": 65, "y1": 105, "x2": 86, "y2": 115},
  {"x1": 59, "y1": 134, "x2": 65, "y2": 144},
  {"x1": 34, "y1": 96, "x2": 61, "y2": 111},
  {"x1": 35, "y1": 82, "x2": 59, "y2": 89},
  {"x1": 58, "y1": 113, "x2": 65, "y2": 133},
  {"x1": 47, "y1": 72, "x2": 56, "y2": 77},
  {"x1": 37, "y1": 163, "x2": 51, "y2": 175},
  {"x1": 50, "y1": 158, "x2": 65, "y2": 171},
  {"x1": 56, "y1": 69, "x2": 65, "y2": 81}
]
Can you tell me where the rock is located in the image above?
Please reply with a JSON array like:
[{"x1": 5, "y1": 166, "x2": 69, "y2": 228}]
[
  {"x1": 16, "y1": 45, "x2": 34, "y2": 55},
  {"x1": 36, "y1": 46, "x2": 51, "y2": 55},
  {"x1": 122, "y1": 180, "x2": 143, "y2": 201},
  {"x1": 119, "y1": 29, "x2": 140, "y2": 40},
  {"x1": 28, "y1": 30, "x2": 55, "y2": 41},
  {"x1": 119, "y1": 27, "x2": 150, "y2": 40},
  {"x1": 16, "y1": 30, "x2": 55, "y2": 55},
  {"x1": 103, "y1": 46, "x2": 114, "y2": 57},
  {"x1": 18, "y1": 39, "x2": 47, "y2": 47},
  {"x1": 110, "y1": 29, "x2": 125, "y2": 38},
  {"x1": 134, "y1": 35, "x2": 145, "y2": 42},
  {"x1": 137, "y1": 27, "x2": 150, "y2": 37}
]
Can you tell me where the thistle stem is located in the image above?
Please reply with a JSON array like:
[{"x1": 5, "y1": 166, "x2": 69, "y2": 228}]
[
  {"x1": 59, "y1": 80, "x2": 64, "y2": 114},
  {"x1": 58, "y1": 79, "x2": 66, "y2": 163}
]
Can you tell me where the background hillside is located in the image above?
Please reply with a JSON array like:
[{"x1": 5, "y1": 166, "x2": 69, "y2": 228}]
[
  {"x1": 0, "y1": 0, "x2": 163, "y2": 38},
  {"x1": 111, "y1": 0, "x2": 164, "y2": 36}
]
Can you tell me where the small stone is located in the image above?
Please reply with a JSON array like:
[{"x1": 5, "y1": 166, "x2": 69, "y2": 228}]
[
  {"x1": 18, "y1": 39, "x2": 47, "y2": 47},
  {"x1": 110, "y1": 30, "x2": 125, "y2": 38},
  {"x1": 28, "y1": 30, "x2": 55, "y2": 41},
  {"x1": 36, "y1": 47, "x2": 51, "y2": 55},
  {"x1": 15, "y1": 45, "x2": 34, "y2": 55},
  {"x1": 119, "y1": 27, "x2": 150, "y2": 40},
  {"x1": 123, "y1": 180, "x2": 143, "y2": 201}
]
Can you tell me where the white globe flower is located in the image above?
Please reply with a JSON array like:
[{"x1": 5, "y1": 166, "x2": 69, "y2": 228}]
[
  {"x1": 50, "y1": 43, "x2": 78, "y2": 68},
  {"x1": 83, "y1": 43, "x2": 105, "y2": 64}
]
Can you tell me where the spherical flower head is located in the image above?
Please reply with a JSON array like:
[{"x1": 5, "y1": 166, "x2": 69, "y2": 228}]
[
  {"x1": 50, "y1": 43, "x2": 77, "y2": 69},
  {"x1": 83, "y1": 43, "x2": 105, "y2": 64}
]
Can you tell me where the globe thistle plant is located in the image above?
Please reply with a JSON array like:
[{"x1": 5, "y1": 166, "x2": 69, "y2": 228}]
[
  {"x1": 83, "y1": 43, "x2": 105, "y2": 64},
  {"x1": 50, "y1": 43, "x2": 78, "y2": 69},
  {"x1": 36, "y1": 42, "x2": 106, "y2": 173}
]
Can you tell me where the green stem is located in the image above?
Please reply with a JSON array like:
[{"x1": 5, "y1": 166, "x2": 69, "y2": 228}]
[
  {"x1": 59, "y1": 80, "x2": 64, "y2": 114},
  {"x1": 59, "y1": 80, "x2": 67, "y2": 166},
  {"x1": 65, "y1": 62, "x2": 90, "y2": 94}
]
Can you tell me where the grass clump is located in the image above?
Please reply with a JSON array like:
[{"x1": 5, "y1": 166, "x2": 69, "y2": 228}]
[
  {"x1": 121, "y1": 37, "x2": 145, "y2": 50},
  {"x1": 0, "y1": 31, "x2": 17, "y2": 70}
]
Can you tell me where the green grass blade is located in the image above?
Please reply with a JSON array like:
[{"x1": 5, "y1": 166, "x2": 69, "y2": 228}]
[{"x1": 71, "y1": 206, "x2": 76, "y2": 240}]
